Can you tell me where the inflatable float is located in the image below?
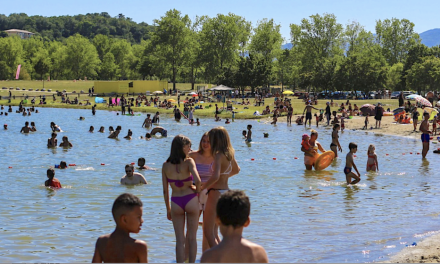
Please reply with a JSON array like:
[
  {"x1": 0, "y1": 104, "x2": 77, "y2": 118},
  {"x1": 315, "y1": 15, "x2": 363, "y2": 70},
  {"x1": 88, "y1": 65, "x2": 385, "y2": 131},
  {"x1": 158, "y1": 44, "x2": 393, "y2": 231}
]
[
  {"x1": 383, "y1": 112, "x2": 393, "y2": 116},
  {"x1": 314, "y1": 151, "x2": 335, "y2": 171}
]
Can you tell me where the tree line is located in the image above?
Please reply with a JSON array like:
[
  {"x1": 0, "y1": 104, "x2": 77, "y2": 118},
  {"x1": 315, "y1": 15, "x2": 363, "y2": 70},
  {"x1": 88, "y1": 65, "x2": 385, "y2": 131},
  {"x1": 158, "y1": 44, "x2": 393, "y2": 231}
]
[{"x1": 0, "y1": 11, "x2": 439, "y2": 94}]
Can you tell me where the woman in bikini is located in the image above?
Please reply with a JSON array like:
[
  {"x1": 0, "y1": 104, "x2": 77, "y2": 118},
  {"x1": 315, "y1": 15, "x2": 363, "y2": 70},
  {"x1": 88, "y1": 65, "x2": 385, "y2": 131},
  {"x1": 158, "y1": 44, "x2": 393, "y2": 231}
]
[
  {"x1": 330, "y1": 124, "x2": 342, "y2": 157},
  {"x1": 202, "y1": 127, "x2": 240, "y2": 248},
  {"x1": 189, "y1": 132, "x2": 220, "y2": 252},
  {"x1": 162, "y1": 135, "x2": 201, "y2": 263},
  {"x1": 301, "y1": 129, "x2": 326, "y2": 170}
]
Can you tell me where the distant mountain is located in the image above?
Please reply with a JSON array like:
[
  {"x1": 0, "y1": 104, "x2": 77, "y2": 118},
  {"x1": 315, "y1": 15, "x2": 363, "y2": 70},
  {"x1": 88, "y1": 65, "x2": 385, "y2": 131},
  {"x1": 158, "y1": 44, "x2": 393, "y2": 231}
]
[
  {"x1": 420, "y1": 28, "x2": 440, "y2": 47},
  {"x1": 281, "y1": 28, "x2": 440, "y2": 50}
]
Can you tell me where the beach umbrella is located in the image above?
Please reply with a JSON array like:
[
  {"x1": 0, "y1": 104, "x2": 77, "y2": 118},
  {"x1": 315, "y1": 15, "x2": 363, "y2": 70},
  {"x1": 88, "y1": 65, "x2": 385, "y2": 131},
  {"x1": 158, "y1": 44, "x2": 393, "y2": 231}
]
[
  {"x1": 415, "y1": 96, "x2": 432, "y2": 107},
  {"x1": 392, "y1": 107, "x2": 405, "y2": 114},
  {"x1": 191, "y1": 94, "x2": 198, "y2": 97},
  {"x1": 360, "y1": 104, "x2": 376, "y2": 116},
  {"x1": 188, "y1": 92, "x2": 197, "y2": 95},
  {"x1": 282, "y1": 90, "x2": 294, "y2": 95},
  {"x1": 405, "y1": 94, "x2": 420, "y2": 100}
]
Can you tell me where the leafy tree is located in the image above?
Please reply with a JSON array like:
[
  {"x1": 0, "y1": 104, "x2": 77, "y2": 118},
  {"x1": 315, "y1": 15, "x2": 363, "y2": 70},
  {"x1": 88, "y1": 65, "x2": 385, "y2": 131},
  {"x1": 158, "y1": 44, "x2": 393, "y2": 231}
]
[
  {"x1": 406, "y1": 56, "x2": 440, "y2": 94},
  {"x1": 386, "y1": 62, "x2": 404, "y2": 91},
  {"x1": 64, "y1": 34, "x2": 100, "y2": 79},
  {"x1": 100, "y1": 52, "x2": 119, "y2": 80},
  {"x1": 200, "y1": 13, "x2": 251, "y2": 84},
  {"x1": 375, "y1": 18, "x2": 420, "y2": 65},
  {"x1": 150, "y1": 9, "x2": 192, "y2": 90},
  {"x1": 249, "y1": 18, "x2": 283, "y2": 87},
  {"x1": 0, "y1": 36, "x2": 23, "y2": 79}
]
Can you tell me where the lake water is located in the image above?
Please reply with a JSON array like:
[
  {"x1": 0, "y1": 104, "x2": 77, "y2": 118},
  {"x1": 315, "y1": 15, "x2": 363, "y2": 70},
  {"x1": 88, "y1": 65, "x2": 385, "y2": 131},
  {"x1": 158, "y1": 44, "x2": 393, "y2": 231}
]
[{"x1": 1, "y1": 107, "x2": 439, "y2": 263}]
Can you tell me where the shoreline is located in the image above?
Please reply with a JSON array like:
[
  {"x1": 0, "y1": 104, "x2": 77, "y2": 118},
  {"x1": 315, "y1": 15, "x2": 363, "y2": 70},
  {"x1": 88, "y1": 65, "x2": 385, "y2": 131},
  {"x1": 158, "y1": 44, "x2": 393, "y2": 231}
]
[{"x1": 381, "y1": 232, "x2": 440, "y2": 263}]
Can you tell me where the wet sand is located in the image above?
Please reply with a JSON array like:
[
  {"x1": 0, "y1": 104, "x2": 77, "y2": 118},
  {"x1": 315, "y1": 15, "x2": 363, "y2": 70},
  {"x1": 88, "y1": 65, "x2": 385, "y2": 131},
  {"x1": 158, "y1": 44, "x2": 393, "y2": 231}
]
[{"x1": 382, "y1": 234, "x2": 440, "y2": 263}]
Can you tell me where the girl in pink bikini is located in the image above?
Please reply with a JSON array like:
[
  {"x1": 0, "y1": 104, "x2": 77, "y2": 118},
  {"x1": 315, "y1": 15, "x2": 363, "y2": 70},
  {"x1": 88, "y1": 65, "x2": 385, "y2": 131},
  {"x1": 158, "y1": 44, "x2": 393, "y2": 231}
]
[
  {"x1": 162, "y1": 135, "x2": 201, "y2": 263},
  {"x1": 189, "y1": 132, "x2": 220, "y2": 252},
  {"x1": 202, "y1": 127, "x2": 240, "y2": 248},
  {"x1": 366, "y1": 144, "x2": 379, "y2": 171}
]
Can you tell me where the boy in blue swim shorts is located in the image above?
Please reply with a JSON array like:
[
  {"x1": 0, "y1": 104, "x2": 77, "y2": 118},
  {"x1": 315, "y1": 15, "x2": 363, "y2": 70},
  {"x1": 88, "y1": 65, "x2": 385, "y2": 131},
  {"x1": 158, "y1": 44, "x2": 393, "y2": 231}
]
[{"x1": 246, "y1": 125, "x2": 252, "y2": 142}]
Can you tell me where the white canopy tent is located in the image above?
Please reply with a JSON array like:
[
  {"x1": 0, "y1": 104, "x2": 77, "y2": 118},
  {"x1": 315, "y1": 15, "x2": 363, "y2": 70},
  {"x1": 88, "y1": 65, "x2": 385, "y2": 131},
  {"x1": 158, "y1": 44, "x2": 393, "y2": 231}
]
[{"x1": 209, "y1": 85, "x2": 236, "y2": 91}]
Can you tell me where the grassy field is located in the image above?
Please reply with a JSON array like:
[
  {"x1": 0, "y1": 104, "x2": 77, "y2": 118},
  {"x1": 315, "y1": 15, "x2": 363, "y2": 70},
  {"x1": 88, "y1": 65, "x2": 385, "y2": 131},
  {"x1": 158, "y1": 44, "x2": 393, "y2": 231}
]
[{"x1": 0, "y1": 92, "x2": 400, "y2": 120}]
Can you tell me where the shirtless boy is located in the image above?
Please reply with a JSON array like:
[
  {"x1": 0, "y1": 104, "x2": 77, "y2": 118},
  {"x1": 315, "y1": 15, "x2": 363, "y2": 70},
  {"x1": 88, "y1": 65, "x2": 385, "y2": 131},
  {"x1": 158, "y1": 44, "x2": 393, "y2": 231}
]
[
  {"x1": 20, "y1": 121, "x2": 31, "y2": 133},
  {"x1": 344, "y1": 142, "x2": 361, "y2": 185},
  {"x1": 420, "y1": 112, "x2": 431, "y2": 159},
  {"x1": 120, "y1": 164, "x2": 147, "y2": 185},
  {"x1": 302, "y1": 102, "x2": 318, "y2": 127},
  {"x1": 246, "y1": 125, "x2": 252, "y2": 142},
  {"x1": 92, "y1": 193, "x2": 148, "y2": 263},
  {"x1": 200, "y1": 190, "x2": 268, "y2": 263}
]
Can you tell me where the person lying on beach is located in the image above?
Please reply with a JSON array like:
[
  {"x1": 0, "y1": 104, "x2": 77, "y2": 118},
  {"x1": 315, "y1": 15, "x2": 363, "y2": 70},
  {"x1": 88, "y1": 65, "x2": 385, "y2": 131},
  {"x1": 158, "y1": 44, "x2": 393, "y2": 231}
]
[
  {"x1": 124, "y1": 129, "x2": 133, "y2": 140},
  {"x1": 31, "y1": 122, "x2": 37, "y2": 132},
  {"x1": 200, "y1": 190, "x2": 268, "y2": 263},
  {"x1": 137, "y1": 158, "x2": 152, "y2": 170},
  {"x1": 59, "y1": 136, "x2": 73, "y2": 148},
  {"x1": 47, "y1": 133, "x2": 58, "y2": 147},
  {"x1": 20, "y1": 121, "x2": 31, "y2": 133},
  {"x1": 45, "y1": 168, "x2": 62, "y2": 188},
  {"x1": 108, "y1": 126, "x2": 121, "y2": 139},
  {"x1": 344, "y1": 142, "x2": 361, "y2": 185},
  {"x1": 120, "y1": 164, "x2": 147, "y2": 185},
  {"x1": 92, "y1": 193, "x2": 148, "y2": 263}
]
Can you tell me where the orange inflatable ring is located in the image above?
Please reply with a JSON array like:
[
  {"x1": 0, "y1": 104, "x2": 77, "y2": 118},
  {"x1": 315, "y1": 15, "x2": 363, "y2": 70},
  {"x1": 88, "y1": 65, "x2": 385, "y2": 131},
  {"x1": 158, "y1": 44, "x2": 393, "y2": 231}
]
[{"x1": 314, "y1": 151, "x2": 336, "y2": 171}]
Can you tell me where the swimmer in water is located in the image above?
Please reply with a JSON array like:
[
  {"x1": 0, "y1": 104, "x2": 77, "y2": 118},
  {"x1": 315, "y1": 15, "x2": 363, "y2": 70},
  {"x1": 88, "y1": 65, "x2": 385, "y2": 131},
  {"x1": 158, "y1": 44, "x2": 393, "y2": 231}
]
[
  {"x1": 98, "y1": 126, "x2": 105, "y2": 133},
  {"x1": 108, "y1": 126, "x2": 121, "y2": 139},
  {"x1": 20, "y1": 121, "x2": 31, "y2": 133},
  {"x1": 137, "y1": 157, "x2": 152, "y2": 170},
  {"x1": 120, "y1": 164, "x2": 147, "y2": 185},
  {"x1": 30, "y1": 122, "x2": 37, "y2": 132},
  {"x1": 109, "y1": 126, "x2": 114, "y2": 133},
  {"x1": 140, "y1": 132, "x2": 152, "y2": 140},
  {"x1": 59, "y1": 136, "x2": 73, "y2": 148},
  {"x1": 50, "y1": 122, "x2": 62, "y2": 132},
  {"x1": 4, "y1": 124, "x2": 7, "y2": 130},
  {"x1": 142, "y1": 114, "x2": 152, "y2": 128},
  {"x1": 152, "y1": 112, "x2": 160, "y2": 124},
  {"x1": 124, "y1": 129, "x2": 133, "y2": 140},
  {"x1": 48, "y1": 132, "x2": 58, "y2": 147},
  {"x1": 150, "y1": 126, "x2": 167, "y2": 137},
  {"x1": 59, "y1": 161, "x2": 68, "y2": 169},
  {"x1": 79, "y1": 116, "x2": 85, "y2": 120},
  {"x1": 196, "y1": 118, "x2": 200, "y2": 126},
  {"x1": 45, "y1": 168, "x2": 62, "y2": 188},
  {"x1": 225, "y1": 119, "x2": 230, "y2": 124},
  {"x1": 89, "y1": 126, "x2": 94, "y2": 133}
]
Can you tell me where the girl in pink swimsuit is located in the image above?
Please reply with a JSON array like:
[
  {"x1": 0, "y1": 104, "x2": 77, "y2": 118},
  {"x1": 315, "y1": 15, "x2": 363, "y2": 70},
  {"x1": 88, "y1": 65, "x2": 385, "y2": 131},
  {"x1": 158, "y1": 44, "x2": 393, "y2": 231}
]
[
  {"x1": 366, "y1": 144, "x2": 379, "y2": 171},
  {"x1": 162, "y1": 135, "x2": 201, "y2": 263},
  {"x1": 202, "y1": 127, "x2": 240, "y2": 248}
]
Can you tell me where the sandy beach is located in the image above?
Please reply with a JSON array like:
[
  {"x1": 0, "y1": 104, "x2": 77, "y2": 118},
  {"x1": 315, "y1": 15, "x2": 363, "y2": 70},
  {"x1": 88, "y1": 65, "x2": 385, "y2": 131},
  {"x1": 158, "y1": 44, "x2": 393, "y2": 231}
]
[
  {"x1": 382, "y1": 233, "x2": 440, "y2": 263},
  {"x1": 268, "y1": 115, "x2": 431, "y2": 140}
]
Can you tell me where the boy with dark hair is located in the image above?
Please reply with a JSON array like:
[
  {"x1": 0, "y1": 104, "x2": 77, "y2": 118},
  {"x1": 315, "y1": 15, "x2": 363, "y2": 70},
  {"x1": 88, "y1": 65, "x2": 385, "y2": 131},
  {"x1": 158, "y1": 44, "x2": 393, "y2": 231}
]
[
  {"x1": 201, "y1": 190, "x2": 268, "y2": 263},
  {"x1": 344, "y1": 143, "x2": 361, "y2": 185},
  {"x1": 137, "y1": 158, "x2": 152, "y2": 170},
  {"x1": 92, "y1": 193, "x2": 148, "y2": 263}
]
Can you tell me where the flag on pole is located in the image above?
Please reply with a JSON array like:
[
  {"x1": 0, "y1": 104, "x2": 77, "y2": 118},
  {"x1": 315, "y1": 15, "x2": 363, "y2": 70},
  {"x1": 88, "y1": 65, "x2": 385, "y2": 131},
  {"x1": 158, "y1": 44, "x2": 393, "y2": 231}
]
[{"x1": 15, "y1": 65, "x2": 21, "y2": 80}]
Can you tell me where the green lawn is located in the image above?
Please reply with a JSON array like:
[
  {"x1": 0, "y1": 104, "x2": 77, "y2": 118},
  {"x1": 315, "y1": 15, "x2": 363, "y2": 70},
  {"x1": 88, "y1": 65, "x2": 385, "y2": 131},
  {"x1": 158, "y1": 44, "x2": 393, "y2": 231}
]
[{"x1": 0, "y1": 93, "x2": 400, "y2": 120}]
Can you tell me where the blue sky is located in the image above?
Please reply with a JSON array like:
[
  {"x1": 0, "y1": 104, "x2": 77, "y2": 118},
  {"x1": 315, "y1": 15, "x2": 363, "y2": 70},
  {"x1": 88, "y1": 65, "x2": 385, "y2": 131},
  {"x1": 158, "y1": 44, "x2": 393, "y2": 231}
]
[{"x1": 2, "y1": 0, "x2": 438, "y2": 43}]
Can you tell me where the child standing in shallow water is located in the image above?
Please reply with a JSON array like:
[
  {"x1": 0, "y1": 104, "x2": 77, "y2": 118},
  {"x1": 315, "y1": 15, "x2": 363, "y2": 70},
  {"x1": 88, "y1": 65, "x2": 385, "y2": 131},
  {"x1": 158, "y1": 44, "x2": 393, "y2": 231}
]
[
  {"x1": 366, "y1": 144, "x2": 379, "y2": 171},
  {"x1": 344, "y1": 142, "x2": 361, "y2": 185}
]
